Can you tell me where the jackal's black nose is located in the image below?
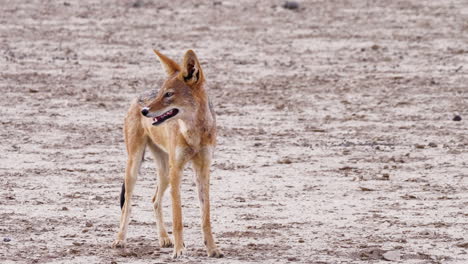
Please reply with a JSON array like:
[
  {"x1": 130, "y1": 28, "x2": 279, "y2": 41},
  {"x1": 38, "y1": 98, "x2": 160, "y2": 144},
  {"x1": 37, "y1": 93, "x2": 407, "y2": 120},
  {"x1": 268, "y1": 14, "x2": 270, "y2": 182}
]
[{"x1": 141, "y1": 108, "x2": 149, "y2": 116}]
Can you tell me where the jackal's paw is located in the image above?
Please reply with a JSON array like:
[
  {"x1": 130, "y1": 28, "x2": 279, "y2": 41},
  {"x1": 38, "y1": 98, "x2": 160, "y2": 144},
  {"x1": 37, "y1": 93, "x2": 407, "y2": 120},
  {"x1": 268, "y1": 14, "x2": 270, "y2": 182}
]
[
  {"x1": 112, "y1": 239, "x2": 126, "y2": 248},
  {"x1": 207, "y1": 248, "x2": 224, "y2": 258},
  {"x1": 172, "y1": 246, "x2": 186, "y2": 259},
  {"x1": 159, "y1": 236, "x2": 173, "y2": 248}
]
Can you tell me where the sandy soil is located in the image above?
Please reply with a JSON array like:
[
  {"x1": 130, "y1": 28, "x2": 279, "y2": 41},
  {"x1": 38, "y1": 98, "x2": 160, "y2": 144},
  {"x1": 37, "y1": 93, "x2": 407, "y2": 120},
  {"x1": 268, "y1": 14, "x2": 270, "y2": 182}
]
[{"x1": 1, "y1": 0, "x2": 467, "y2": 263}]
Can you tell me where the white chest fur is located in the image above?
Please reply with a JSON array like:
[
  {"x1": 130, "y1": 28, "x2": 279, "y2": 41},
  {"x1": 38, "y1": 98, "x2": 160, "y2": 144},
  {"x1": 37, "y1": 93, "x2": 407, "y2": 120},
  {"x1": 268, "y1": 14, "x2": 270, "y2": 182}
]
[{"x1": 178, "y1": 119, "x2": 200, "y2": 147}]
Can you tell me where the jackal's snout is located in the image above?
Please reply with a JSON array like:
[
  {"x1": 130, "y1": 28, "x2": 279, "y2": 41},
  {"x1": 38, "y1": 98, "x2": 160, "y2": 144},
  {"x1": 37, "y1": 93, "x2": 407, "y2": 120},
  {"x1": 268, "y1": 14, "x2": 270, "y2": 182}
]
[{"x1": 140, "y1": 105, "x2": 180, "y2": 126}]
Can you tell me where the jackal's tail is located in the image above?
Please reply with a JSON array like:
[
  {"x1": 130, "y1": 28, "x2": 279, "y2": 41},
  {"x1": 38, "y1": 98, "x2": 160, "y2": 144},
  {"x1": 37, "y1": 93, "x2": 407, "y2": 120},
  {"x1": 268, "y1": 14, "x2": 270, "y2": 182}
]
[{"x1": 120, "y1": 182, "x2": 125, "y2": 210}]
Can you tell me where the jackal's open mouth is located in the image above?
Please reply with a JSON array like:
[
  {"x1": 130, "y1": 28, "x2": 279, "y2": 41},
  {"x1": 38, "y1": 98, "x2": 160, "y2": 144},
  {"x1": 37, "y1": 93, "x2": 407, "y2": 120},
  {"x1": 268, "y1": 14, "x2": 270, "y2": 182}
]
[{"x1": 152, "y1": 108, "x2": 179, "y2": 126}]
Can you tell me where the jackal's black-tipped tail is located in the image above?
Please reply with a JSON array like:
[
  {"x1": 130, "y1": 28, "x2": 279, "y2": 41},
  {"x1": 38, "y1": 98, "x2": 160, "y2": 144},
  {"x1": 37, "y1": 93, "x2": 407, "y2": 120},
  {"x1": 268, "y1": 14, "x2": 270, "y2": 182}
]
[{"x1": 120, "y1": 182, "x2": 125, "y2": 210}]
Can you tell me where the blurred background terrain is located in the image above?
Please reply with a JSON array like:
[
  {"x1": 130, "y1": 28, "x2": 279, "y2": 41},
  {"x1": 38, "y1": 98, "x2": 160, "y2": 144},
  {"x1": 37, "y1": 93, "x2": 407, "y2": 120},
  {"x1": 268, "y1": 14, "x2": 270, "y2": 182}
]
[{"x1": 0, "y1": 0, "x2": 467, "y2": 263}]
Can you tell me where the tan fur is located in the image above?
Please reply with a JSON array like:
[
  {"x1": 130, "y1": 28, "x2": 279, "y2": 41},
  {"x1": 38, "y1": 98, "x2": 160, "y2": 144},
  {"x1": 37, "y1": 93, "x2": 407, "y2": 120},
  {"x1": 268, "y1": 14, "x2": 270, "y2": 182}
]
[{"x1": 112, "y1": 50, "x2": 223, "y2": 259}]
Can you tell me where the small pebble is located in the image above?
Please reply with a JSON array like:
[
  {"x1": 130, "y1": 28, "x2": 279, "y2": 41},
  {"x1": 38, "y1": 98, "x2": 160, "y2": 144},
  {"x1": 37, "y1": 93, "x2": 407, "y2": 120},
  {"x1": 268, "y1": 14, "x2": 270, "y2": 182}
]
[
  {"x1": 235, "y1": 197, "x2": 246, "y2": 203},
  {"x1": 456, "y1": 242, "x2": 468, "y2": 248},
  {"x1": 282, "y1": 1, "x2": 299, "y2": 10},
  {"x1": 453, "y1": 115, "x2": 462, "y2": 121},
  {"x1": 382, "y1": 250, "x2": 401, "y2": 261},
  {"x1": 132, "y1": 0, "x2": 142, "y2": 8},
  {"x1": 278, "y1": 158, "x2": 292, "y2": 164},
  {"x1": 371, "y1": 44, "x2": 380, "y2": 50},
  {"x1": 68, "y1": 248, "x2": 80, "y2": 254}
]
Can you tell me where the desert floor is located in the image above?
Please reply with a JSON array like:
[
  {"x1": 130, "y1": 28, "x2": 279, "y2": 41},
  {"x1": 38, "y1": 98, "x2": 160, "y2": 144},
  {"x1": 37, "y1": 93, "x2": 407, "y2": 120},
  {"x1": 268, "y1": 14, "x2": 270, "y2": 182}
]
[{"x1": 1, "y1": 0, "x2": 467, "y2": 263}]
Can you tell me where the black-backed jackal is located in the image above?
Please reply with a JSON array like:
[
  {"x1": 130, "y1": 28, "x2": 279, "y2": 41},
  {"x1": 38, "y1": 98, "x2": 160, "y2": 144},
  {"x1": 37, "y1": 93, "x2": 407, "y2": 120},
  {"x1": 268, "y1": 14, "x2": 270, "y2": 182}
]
[{"x1": 112, "y1": 50, "x2": 223, "y2": 259}]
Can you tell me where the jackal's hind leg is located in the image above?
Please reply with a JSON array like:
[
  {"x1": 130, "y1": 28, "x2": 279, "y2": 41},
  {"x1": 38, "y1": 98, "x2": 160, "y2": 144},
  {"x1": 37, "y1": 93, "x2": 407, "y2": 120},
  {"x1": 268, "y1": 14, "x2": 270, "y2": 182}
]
[{"x1": 112, "y1": 125, "x2": 146, "y2": 248}]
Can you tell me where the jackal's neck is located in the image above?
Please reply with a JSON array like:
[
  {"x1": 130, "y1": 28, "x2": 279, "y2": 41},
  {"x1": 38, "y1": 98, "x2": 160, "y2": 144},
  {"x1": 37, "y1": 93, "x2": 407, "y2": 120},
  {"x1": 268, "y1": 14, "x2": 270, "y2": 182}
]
[{"x1": 192, "y1": 85, "x2": 215, "y2": 128}]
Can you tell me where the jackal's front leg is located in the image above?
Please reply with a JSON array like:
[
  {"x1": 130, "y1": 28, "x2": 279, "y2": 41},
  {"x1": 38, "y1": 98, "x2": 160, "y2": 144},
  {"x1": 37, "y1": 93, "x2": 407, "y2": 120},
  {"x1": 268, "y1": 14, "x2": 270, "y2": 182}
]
[
  {"x1": 193, "y1": 150, "x2": 224, "y2": 258},
  {"x1": 170, "y1": 166, "x2": 185, "y2": 258},
  {"x1": 148, "y1": 143, "x2": 173, "y2": 248}
]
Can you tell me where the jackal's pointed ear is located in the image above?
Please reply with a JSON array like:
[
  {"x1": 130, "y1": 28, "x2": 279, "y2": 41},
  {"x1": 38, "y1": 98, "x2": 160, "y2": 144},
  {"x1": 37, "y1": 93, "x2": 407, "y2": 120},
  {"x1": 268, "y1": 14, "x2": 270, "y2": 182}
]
[
  {"x1": 153, "y1": 50, "x2": 180, "y2": 76},
  {"x1": 179, "y1": 50, "x2": 204, "y2": 86}
]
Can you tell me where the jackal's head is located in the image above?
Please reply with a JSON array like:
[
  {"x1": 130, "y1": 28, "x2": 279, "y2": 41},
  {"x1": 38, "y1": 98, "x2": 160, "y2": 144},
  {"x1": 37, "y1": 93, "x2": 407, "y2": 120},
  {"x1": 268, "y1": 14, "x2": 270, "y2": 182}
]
[{"x1": 141, "y1": 50, "x2": 205, "y2": 126}]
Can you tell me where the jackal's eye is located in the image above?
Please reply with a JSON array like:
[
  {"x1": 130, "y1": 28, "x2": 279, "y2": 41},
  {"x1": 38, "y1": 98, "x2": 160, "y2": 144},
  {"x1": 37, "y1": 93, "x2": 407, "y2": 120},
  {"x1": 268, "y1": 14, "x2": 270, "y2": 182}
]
[{"x1": 164, "y1": 92, "x2": 174, "y2": 98}]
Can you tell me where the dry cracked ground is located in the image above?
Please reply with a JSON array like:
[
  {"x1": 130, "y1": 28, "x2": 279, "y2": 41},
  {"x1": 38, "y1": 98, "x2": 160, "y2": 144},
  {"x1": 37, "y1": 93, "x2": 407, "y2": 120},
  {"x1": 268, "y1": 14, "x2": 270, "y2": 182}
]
[{"x1": 0, "y1": 0, "x2": 467, "y2": 263}]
